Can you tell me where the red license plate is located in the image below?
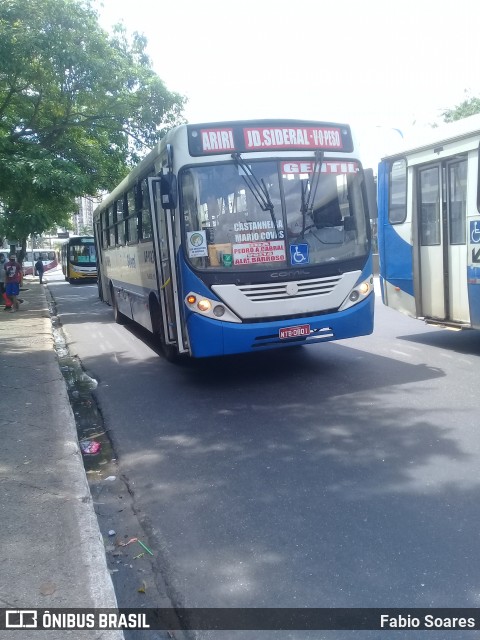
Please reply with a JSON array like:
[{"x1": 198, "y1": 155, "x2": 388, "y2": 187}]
[{"x1": 279, "y1": 324, "x2": 310, "y2": 339}]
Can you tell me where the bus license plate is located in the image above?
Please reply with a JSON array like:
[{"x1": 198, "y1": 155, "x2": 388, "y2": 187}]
[{"x1": 279, "y1": 324, "x2": 310, "y2": 339}]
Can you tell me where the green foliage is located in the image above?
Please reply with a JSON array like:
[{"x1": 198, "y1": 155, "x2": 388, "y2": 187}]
[
  {"x1": 0, "y1": 0, "x2": 186, "y2": 244},
  {"x1": 0, "y1": 204, "x2": 73, "y2": 247},
  {"x1": 442, "y1": 92, "x2": 480, "y2": 122}
]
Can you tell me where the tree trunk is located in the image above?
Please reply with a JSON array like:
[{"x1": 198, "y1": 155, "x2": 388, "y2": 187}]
[{"x1": 18, "y1": 238, "x2": 27, "y2": 264}]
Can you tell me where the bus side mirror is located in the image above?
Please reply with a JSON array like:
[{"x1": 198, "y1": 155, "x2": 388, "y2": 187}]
[
  {"x1": 160, "y1": 173, "x2": 177, "y2": 210},
  {"x1": 364, "y1": 168, "x2": 377, "y2": 219}
]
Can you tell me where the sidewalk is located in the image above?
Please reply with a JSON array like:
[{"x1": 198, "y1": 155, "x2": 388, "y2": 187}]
[{"x1": 0, "y1": 279, "x2": 123, "y2": 639}]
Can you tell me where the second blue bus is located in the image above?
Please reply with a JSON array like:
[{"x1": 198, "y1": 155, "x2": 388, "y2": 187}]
[{"x1": 378, "y1": 113, "x2": 480, "y2": 330}]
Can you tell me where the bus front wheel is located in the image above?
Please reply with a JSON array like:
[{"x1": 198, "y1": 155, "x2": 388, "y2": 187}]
[{"x1": 149, "y1": 296, "x2": 178, "y2": 362}]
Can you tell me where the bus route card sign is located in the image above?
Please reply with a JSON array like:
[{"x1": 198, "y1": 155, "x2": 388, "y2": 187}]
[{"x1": 187, "y1": 231, "x2": 208, "y2": 258}]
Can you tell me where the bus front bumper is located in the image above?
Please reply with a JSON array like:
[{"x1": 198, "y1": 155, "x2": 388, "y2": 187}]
[{"x1": 185, "y1": 292, "x2": 374, "y2": 358}]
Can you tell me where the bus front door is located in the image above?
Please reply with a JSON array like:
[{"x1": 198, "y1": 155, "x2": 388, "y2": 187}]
[
  {"x1": 417, "y1": 159, "x2": 469, "y2": 325},
  {"x1": 148, "y1": 177, "x2": 186, "y2": 355}
]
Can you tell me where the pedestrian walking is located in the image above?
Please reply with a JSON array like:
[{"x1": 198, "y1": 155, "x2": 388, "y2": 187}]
[
  {"x1": 4, "y1": 254, "x2": 23, "y2": 312},
  {"x1": 35, "y1": 257, "x2": 45, "y2": 284},
  {"x1": 0, "y1": 253, "x2": 11, "y2": 309}
]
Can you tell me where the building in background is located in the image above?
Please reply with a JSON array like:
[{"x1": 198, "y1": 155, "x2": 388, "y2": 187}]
[{"x1": 73, "y1": 196, "x2": 101, "y2": 235}]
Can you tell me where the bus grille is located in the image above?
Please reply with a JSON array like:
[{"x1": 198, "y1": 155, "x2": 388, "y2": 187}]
[
  {"x1": 211, "y1": 271, "x2": 360, "y2": 320},
  {"x1": 236, "y1": 275, "x2": 343, "y2": 302}
]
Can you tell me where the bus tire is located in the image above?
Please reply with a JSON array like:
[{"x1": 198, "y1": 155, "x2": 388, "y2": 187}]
[
  {"x1": 110, "y1": 284, "x2": 126, "y2": 325},
  {"x1": 163, "y1": 342, "x2": 179, "y2": 363},
  {"x1": 97, "y1": 277, "x2": 104, "y2": 301},
  {"x1": 149, "y1": 295, "x2": 178, "y2": 362}
]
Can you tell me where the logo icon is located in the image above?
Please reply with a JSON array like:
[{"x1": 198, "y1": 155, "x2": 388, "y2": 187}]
[
  {"x1": 286, "y1": 282, "x2": 299, "y2": 296},
  {"x1": 5, "y1": 610, "x2": 38, "y2": 629},
  {"x1": 189, "y1": 232, "x2": 204, "y2": 247}
]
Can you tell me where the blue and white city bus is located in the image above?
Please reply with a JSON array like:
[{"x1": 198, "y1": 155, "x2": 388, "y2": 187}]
[
  {"x1": 93, "y1": 119, "x2": 376, "y2": 360},
  {"x1": 378, "y1": 114, "x2": 480, "y2": 329}
]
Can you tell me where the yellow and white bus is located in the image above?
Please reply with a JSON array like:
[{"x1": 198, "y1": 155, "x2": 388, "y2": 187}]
[{"x1": 61, "y1": 236, "x2": 97, "y2": 283}]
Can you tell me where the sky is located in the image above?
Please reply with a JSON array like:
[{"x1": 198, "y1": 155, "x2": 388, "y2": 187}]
[{"x1": 96, "y1": 0, "x2": 480, "y2": 168}]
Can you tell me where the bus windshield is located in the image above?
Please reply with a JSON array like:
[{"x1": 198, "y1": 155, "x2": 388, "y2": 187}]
[
  {"x1": 69, "y1": 241, "x2": 96, "y2": 265},
  {"x1": 181, "y1": 159, "x2": 369, "y2": 270}
]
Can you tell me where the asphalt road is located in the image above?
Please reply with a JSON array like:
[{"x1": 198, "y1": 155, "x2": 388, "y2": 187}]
[{"x1": 47, "y1": 271, "x2": 480, "y2": 640}]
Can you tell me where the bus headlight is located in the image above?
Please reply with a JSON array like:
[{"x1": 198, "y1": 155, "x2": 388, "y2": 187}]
[
  {"x1": 184, "y1": 291, "x2": 241, "y2": 323},
  {"x1": 339, "y1": 276, "x2": 373, "y2": 311},
  {"x1": 197, "y1": 299, "x2": 211, "y2": 312},
  {"x1": 358, "y1": 281, "x2": 370, "y2": 295}
]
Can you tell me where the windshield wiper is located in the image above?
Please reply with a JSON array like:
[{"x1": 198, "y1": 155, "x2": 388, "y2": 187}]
[
  {"x1": 231, "y1": 152, "x2": 279, "y2": 239},
  {"x1": 300, "y1": 149, "x2": 324, "y2": 239}
]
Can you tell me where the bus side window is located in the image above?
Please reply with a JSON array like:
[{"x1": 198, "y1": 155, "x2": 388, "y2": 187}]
[
  {"x1": 102, "y1": 210, "x2": 109, "y2": 248},
  {"x1": 140, "y1": 178, "x2": 152, "y2": 240},
  {"x1": 116, "y1": 196, "x2": 126, "y2": 245},
  {"x1": 108, "y1": 206, "x2": 115, "y2": 247},
  {"x1": 389, "y1": 159, "x2": 407, "y2": 224},
  {"x1": 127, "y1": 188, "x2": 138, "y2": 244},
  {"x1": 181, "y1": 171, "x2": 200, "y2": 233}
]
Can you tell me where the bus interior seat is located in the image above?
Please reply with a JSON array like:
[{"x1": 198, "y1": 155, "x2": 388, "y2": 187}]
[{"x1": 313, "y1": 200, "x2": 343, "y2": 228}]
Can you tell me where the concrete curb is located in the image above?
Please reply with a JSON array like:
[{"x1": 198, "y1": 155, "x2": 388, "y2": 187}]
[{"x1": 0, "y1": 278, "x2": 124, "y2": 639}]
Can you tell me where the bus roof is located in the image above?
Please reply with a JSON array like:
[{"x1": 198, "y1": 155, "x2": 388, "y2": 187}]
[{"x1": 381, "y1": 112, "x2": 480, "y2": 161}]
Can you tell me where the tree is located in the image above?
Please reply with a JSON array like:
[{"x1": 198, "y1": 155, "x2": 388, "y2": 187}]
[
  {"x1": 0, "y1": 196, "x2": 74, "y2": 257},
  {"x1": 0, "y1": 0, "x2": 186, "y2": 249},
  {"x1": 442, "y1": 92, "x2": 480, "y2": 122}
]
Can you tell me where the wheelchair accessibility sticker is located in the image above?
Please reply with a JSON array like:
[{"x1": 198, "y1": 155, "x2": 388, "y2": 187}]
[
  {"x1": 290, "y1": 243, "x2": 309, "y2": 265},
  {"x1": 471, "y1": 221, "x2": 480, "y2": 264},
  {"x1": 471, "y1": 221, "x2": 480, "y2": 244}
]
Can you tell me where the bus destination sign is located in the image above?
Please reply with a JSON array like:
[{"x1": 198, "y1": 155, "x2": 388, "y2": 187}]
[
  {"x1": 281, "y1": 161, "x2": 359, "y2": 175},
  {"x1": 188, "y1": 121, "x2": 353, "y2": 156},
  {"x1": 200, "y1": 128, "x2": 235, "y2": 153},
  {"x1": 244, "y1": 126, "x2": 343, "y2": 150}
]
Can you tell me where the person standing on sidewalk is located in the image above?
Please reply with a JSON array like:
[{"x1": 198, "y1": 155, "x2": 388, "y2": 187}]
[
  {"x1": 35, "y1": 257, "x2": 45, "y2": 284},
  {"x1": 0, "y1": 253, "x2": 11, "y2": 309},
  {"x1": 4, "y1": 254, "x2": 23, "y2": 312}
]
